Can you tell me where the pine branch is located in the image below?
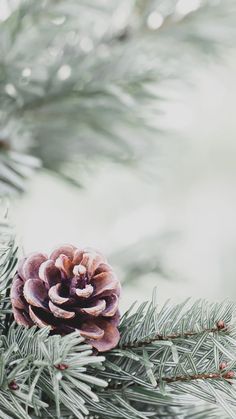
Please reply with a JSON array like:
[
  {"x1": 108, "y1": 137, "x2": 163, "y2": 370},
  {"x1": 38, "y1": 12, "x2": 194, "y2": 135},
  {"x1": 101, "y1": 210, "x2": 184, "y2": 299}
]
[
  {"x1": 109, "y1": 371, "x2": 233, "y2": 389},
  {"x1": 86, "y1": 293, "x2": 236, "y2": 418},
  {"x1": 1, "y1": 0, "x2": 236, "y2": 191},
  {"x1": 0, "y1": 141, "x2": 40, "y2": 195},
  {"x1": 0, "y1": 206, "x2": 17, "y2": 294},
  {"x1": 0, "y1": 326, "x2": 107, "y2": 419},
  {"x1": 1, "y1": 231, "x2": 236, "y2": 417},
  {"x1": 0, "y1": 113, "x2": 41, "y2": 195},
  {"x1": 1, "y1": 212, "x2": 236, "y2": 419},
  {"x1": 120, "y1": 324, "x2": 226, "y2": 349}
]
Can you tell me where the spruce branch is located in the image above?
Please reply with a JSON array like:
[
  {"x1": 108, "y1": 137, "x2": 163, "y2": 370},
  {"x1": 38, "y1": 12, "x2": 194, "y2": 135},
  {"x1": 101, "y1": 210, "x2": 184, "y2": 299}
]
[
  {"x1": 1, "y1": 0, "x2": 236, "y2": 192},
  {"x1": 0, "y1": 116, "x2": 40, "y2": 195},
  {"x1": 120, "y1": 324, "x2": 226, "y2": 349},
  {"x1": 86, "y1": 293, "x2": 236, "y2": 418},
  {"x1": 0, "y1": 206, "x2": 17, "y2": 294},
  {"x1": 108, "y1": 371, "x2": 234, "y2": 389},
  {"x1": 1, "y1": 233, "x2": 236, "y2": 417},
  {"x1": 0, "y1": 326, "x2": 107, "y2": 419}
]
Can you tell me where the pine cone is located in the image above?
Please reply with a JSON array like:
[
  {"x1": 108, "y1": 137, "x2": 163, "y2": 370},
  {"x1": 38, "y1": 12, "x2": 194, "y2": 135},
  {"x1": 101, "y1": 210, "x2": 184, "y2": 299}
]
[{"x1": 10, "y1": 245, "x2": 121, "y2": 351}]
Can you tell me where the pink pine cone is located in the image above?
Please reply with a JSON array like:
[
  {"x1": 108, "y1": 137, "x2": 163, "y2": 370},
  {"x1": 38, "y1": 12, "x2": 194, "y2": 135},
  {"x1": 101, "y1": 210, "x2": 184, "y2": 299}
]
[{"x1": 10, "y1": 245, "x2": 121, "y2": 352}]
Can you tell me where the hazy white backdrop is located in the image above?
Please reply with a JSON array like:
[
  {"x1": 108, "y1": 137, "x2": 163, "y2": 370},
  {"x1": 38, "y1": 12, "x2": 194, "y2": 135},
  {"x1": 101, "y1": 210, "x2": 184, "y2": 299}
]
[{"x1": 13, "y1": 54, "x2": 236, "y2": 312}]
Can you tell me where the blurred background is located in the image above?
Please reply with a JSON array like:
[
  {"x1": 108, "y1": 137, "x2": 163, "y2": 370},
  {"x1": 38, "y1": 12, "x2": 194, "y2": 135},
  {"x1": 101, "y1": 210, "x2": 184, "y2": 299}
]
[{"x1": 1, "y1": 0, "x2": 236, "y2": 311}]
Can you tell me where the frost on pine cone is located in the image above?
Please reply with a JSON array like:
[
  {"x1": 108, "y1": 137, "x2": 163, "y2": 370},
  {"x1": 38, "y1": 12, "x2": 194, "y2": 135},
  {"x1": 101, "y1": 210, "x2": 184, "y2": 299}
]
[{"x1": 10, "y1": 245, "x2": 121, "y2": 351}]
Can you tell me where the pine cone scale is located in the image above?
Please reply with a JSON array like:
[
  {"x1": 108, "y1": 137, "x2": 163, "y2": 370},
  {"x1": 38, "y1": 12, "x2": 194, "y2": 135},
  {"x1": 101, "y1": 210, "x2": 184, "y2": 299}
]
[
  {"x1": 14, "y1": 307, "x2": 34, "y2": 327},
  {"x1": 91, "y1": 271, "x2": 120, "y2": 297},
  {"x1": 23, "y1": 253, "x2": 47, "y2": 279},
  {"x1": 23, "y1": 278, "x2": 48, "y2": 308},
  {"x1": 11, "y1": 277, "x2": 25, "y2": 309},
  {"x1": 48, "y1": 300, "x2": 76, "y2": 319},
  {"x1": 80, "y1": 299, "x2": 106, "y2": 316},
  {"x1": 102, "y1": 294, "x2": 119, "y2": 317},
  {"x1": 50, "y1": 245, "x2": 76, "y2": 262},
  {"x1": 39, "y1": 260, "x2": 61, "y2": 287},
  {"x1": 79, "y1": 321, "x2": 105, "y2": 340},
  {"x1": 89, "y1": 319, "x2": 120, "y2": 352},
  {"x1": 29, "y1": 306, "x2": 54, "y2": 329},
  {"x1": 48, "y1": 283, "x2": 70, "y2": 305},
  {"x1": 74, "y1": 284, "x2": 93, "y2": 298}
]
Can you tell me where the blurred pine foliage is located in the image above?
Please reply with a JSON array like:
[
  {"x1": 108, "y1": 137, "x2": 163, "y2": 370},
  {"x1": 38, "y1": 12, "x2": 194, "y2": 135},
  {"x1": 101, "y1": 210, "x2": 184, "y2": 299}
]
[{"x1": 0, "y1": 0, "x2": 236, "y2": 193}]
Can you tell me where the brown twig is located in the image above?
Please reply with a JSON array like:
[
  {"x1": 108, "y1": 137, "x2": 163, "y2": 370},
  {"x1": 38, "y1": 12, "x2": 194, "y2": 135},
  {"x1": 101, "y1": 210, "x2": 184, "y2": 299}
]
[
  {"x1": 120, "y1": 323, "x2": 227, "y2": 349},
  {"x1": 164, "y1": 371, "x2": 233, "y2": 383},
  {"x1": 108, "y1": 371, "x2": 234, "y2": 390}
]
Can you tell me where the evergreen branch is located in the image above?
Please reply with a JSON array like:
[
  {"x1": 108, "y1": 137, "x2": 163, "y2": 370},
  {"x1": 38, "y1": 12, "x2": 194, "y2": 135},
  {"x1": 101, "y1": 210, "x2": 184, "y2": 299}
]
[
  {"x1": 150, "y1": 371, "x2": 235, "y2": 384},
  {"x1": 0, "y1": 232, "x2": 107, "y2": 418},
  {"x1": 117, "y1": 292, "x2": 236, "y2": 348},
  {"x1": 1, "y1": 0, "x2": 236, "y2": 191},
  {"x1": 120, "y1": 324, "x2": 225, "y2": 349},
  {"x1": 0, "y1": 326, "x2": 107, "y2": 418},
  {"x1": 86, "y1": 294, "x2": 236, "y2": 418},
  {"x1": 1, "y1": 225, "x2": 236, "y2": 417},
  {"x1": 0, "y1": 113, "x2": 41, "y2": 195},
  {"x1": 0, "y1": 206, "x2": 17, "y2": 294},
  {"x1": 1, "y1": 235, "x2": 236, "y2": 417},
  {"x1": 0, "y1": 144, "x2": 40, "y2": 195},
  {"x1": 108, "y1": 370, "x2": 234, "y2": 389}
]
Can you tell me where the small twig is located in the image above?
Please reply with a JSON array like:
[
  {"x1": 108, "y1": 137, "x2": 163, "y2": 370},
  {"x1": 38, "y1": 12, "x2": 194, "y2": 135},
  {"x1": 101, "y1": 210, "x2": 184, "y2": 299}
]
[
  {"x1": 109, "y1": 371, "x2": 234, "y2": 390},
  {"x1": 164, "y1": 371, "x2": 233, "y2": 384},
  {"x1": 120, "y1": 323, "x2": 227, "y2": 349}
]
